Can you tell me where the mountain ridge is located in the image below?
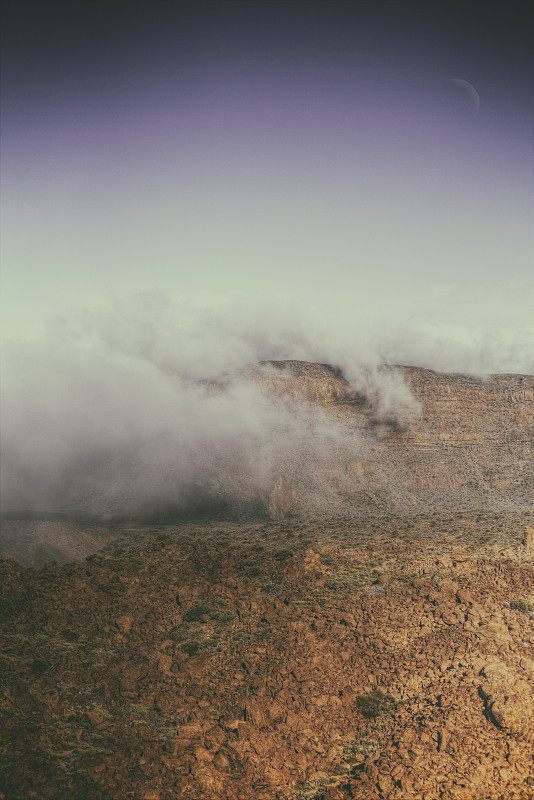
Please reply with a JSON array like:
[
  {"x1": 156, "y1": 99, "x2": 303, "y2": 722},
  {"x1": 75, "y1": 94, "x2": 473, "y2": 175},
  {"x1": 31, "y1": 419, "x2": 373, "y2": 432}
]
[
  {"x1": 250, "y1": 361, "x2": 533, "y2": 519},
  {"x1": 1, "y1": 361, "x2": 532, "y2": 566}
]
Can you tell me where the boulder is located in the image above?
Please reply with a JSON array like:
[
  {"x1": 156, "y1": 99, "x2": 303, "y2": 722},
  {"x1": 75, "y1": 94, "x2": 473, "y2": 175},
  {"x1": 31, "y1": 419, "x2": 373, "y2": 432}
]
[{"x1": 479, "y1": 661, "x2": 534, "y2": 740}]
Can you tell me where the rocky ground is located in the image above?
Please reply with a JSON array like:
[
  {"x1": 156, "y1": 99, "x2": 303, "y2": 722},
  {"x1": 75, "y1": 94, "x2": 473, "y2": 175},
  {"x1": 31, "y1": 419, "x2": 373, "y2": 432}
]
[{"x1": 1, "y1": 512, "x2": 534, "y2": 800}]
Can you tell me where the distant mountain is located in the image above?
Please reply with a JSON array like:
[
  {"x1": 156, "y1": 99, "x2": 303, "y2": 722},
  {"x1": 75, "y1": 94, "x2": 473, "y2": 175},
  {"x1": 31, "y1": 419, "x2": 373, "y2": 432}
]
[
  {"x1": 1, "y1": 361, "x2": 532, "y2": 566},
  {"x1": 252, "y1": 361, "x2": 534, "y2": 518}
]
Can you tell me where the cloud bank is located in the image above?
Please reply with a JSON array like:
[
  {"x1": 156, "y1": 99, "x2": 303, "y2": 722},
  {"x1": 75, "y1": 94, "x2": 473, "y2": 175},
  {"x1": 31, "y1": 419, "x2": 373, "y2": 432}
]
[{"x1": 1, "y1": 293, "x2": 532, "y2": 519}]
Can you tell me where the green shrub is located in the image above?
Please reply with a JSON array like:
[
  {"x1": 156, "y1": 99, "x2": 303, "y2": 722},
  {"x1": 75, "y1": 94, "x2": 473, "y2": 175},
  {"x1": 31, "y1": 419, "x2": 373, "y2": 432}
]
[
  {"x1": 342, "y1": 736, "x2": 378, "y2": 762},
  {"x1": 61, "y1": 629, "x2": 80, "y2": 642},
  {"x1": 354, "y1": 689, "x2": 398, "y2": 719},
  {"x1": 510, "y1": 598, "x2": 533, "y2": 614},
  {"x1": 30, "y1": 658, "x2": 50, "y2": 675},
  {"x1": 169, "y1": 623, "x2": 190, "y2": 642},
  {"x1": 216, "y1": 611, "x2": 237, "y2": 626},
  {"x1": 181, "y1": 641, "x2": 201, "y2": 656},
  {"x1": 183, "y1": 602, "x2": 210, "y2": 622},
  {"x1": 274, "y1": 549, "x2": 294, "y2": 561}
]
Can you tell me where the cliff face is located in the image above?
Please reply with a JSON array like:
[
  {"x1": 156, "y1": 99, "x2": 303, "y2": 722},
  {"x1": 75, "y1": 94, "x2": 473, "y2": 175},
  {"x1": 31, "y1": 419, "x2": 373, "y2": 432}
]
[
  {"x1": 1, "y1": 362, "x2": 531, "y2": 566},
  {"x1": 251, "y1": 362, "x2": 534, "y2": 518}
]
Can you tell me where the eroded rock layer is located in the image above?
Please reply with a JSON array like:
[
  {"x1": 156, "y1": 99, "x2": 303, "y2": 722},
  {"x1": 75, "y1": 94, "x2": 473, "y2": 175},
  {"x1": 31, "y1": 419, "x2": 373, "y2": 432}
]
[{"x1": 251, "y1": 362, "x2": 534, "y2": 517}]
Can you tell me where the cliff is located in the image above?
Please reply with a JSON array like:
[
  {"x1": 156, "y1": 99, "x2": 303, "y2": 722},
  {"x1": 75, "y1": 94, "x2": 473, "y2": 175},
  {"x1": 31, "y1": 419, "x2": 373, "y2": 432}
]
[{"x1": 249, "y1": 362, "x2": 534, "y2": 518}]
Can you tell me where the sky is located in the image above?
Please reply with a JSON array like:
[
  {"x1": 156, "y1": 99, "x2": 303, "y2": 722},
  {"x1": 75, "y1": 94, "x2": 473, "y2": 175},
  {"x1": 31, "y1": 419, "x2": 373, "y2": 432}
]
[
  {"x1": 1, "y1": 1, "x2": 533, "y2": 518},
  {"x1": 1, "y1": 1, "x2": 533, "y2": 370}
]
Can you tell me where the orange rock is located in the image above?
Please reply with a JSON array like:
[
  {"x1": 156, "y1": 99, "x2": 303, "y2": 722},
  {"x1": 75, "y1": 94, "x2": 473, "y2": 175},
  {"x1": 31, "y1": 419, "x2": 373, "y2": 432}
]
[
  {"x1": 194, "y1": 746, "x2": 213, "y2": 763},
  {"x1": 116, "y1": 614, "x2": 134, "y2": 633},
  {"x1": 480, "y1": 661, "x2": 534, "y2": 740},
  {"x1": 191, "y1": 763, "x2": 226, "y2": 795},
  {"x1": 213, "y1": 751, "x2": 231, "y2": 771}
]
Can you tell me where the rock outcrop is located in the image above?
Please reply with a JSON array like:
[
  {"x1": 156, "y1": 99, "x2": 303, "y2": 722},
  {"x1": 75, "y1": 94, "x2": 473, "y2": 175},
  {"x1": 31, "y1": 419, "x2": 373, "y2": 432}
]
[
  {"x1": 250, "y1": 362, "x2": 534, "y2": 519},
  {"x1": 2, "y1": 361, "x2": 532, "y2": 563}
]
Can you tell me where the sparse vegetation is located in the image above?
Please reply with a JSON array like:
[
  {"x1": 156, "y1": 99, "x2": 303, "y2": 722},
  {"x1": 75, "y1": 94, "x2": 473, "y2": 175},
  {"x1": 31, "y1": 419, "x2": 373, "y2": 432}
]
[
  {"x1": 2, "y1": 510, "x2": 533, "y2": 799},
  {"x1": 181, "y1": 640, "x2": 201, "y2": 655},
  {"x1": 343, "y1": 735, "x2": 379, "y2": 761},
  {"x1": 509, "y1": 598, "x2": 533, "y2": 614},
  {"x1": 183, "y1": 602, "x2": 211, "y2": 622},
  {"x1": 30, "y1": 658, "x2": 50, "y2": 674},
  {"x1": 296, "y1": 779, "x2": 314, "y2": 792},
  {"x1": 274, "y1": 549, "x2": 294, "y2": 561},
  {"x1": 128, "y1": 704, "x2": 178, "y2": 739},
  {"x1": 354, "y1": 689, "x2": 399, "y2": 719},
  {"x1": 61, "y1": 629, "x2": 80, "y2": 642},
  {"x1": 216, "y1": 611, "x2": 237, "y2": 626}
]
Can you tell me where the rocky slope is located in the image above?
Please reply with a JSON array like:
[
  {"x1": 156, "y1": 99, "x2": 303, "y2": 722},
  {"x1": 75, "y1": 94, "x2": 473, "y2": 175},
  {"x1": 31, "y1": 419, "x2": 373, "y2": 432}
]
[
  {"x1": 1, "y1": 513, "x2": 533, "y2": 800},
  {"x1": 1, "y1": 361, "x2": 533, "y2": 799},
  {"x1": 251, "y1": 362, "x2": 534, "y2": 518}
]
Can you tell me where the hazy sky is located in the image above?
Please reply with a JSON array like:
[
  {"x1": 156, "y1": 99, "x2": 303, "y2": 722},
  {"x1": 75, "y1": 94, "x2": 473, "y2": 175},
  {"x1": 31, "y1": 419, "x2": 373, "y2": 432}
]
[{"x1": 1, "y1": 1, "x2": 533, "y2": 369}]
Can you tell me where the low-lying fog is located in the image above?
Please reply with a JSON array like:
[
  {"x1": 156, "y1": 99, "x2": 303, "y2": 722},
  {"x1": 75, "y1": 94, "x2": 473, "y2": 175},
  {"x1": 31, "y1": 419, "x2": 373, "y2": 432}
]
[{"x1": 1, "y1": 295, "x2": 532, "y2": 519}]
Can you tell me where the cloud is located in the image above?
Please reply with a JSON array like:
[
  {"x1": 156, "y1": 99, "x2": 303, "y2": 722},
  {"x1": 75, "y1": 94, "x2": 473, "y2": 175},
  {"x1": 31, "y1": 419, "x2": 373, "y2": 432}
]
[
  {"x1": 1, "y1": 292, "x2": 532, "y2": 520},
  {"x1": 0, "y1": 296, "x2": 362, "y2": 518}
]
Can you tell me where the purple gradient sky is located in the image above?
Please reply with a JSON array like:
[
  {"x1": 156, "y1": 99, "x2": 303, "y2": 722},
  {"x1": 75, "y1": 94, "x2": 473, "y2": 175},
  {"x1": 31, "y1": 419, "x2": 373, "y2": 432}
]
[{"x1": 1, "y1": 2, "x2": 532, "y2": 369}]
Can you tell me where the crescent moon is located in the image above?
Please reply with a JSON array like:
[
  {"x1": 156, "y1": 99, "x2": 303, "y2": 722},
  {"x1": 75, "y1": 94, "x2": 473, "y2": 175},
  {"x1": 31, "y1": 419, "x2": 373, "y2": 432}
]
[{"x1": 446, "y1": 78, "x2": 480, "y2": 117}]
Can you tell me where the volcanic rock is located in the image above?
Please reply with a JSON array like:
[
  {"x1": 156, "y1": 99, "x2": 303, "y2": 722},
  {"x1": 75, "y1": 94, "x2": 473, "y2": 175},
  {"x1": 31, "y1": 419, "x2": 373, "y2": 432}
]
[{"x1": 2, "y1": 512, "x2": 534, "y2": 799}]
